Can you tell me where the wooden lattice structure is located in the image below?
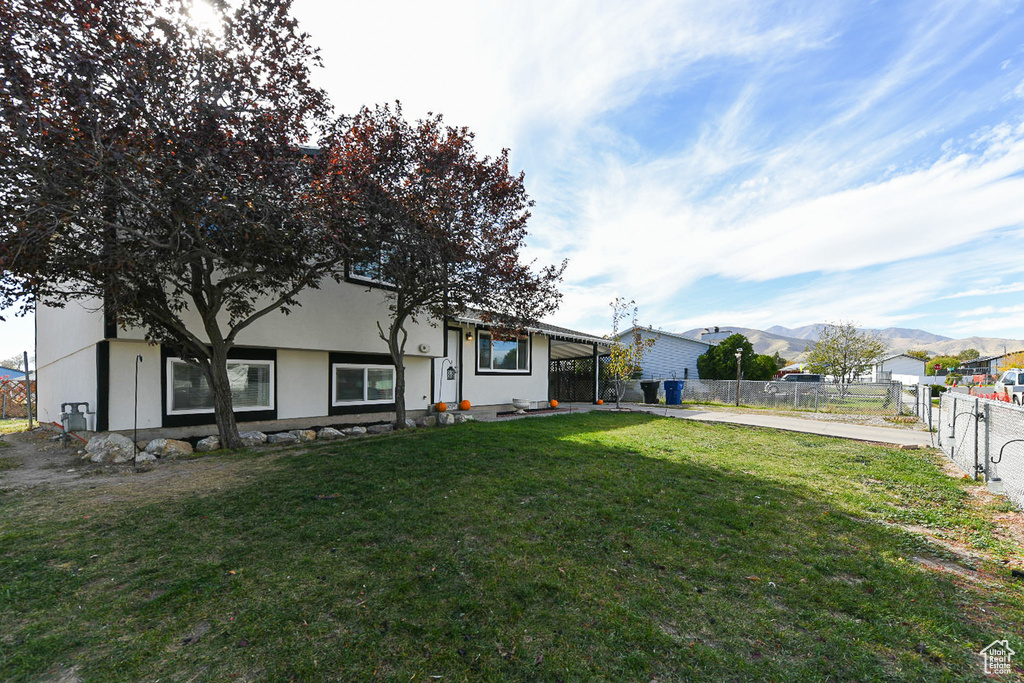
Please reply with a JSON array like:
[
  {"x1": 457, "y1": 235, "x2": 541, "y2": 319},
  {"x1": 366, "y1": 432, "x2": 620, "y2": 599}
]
[{"x1": 1, "y1": 377, "x2": 34, "y2": 419}]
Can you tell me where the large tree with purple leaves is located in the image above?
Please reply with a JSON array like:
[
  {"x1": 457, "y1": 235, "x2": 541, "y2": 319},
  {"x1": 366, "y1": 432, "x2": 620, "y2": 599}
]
[
  {"x1": 0, "y1": 0, "x2": 347, "y2": 447},
  {"x1": 322, "y1": 104, "x2": 566, "y2": 427}
]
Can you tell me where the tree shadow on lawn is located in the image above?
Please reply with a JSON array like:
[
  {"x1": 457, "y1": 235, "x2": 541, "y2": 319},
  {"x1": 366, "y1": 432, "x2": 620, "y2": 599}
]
[{"x1": 1, "y1": 412, "x2": 1021, "y2": 682}]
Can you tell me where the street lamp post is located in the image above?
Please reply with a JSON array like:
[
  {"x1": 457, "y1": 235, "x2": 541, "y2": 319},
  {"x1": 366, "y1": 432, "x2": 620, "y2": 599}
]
[{"x1": 735, "y1": 348, "x2": 743, "y2": 407}]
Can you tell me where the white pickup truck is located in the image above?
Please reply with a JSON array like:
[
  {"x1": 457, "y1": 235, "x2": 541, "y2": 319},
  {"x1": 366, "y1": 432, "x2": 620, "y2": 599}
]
[{"x1": 994, "y1": 368, "x2": 1024, "y2": 404}]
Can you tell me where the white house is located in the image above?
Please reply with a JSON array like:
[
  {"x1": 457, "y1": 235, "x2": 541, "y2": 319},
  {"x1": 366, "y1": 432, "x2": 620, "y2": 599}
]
[
  {"x1": 35, "y1": 278, "x2": 608, "y2": 438},
  {"x1": 612, "y1": 327, "x2": 712, "y2": 382},
  {"x1": 861, "y1": 353, "x2": 928, "y2": 384}
]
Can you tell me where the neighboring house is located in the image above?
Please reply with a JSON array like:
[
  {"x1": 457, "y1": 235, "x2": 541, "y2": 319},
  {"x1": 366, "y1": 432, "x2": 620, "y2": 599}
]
[
  {"x1": 699, "y1": 327, "x2": 733, "y2": 344},
  {"x1": 0, "y1": 366, "x2": 27, "y2": 382},
  {"x1": 612, "y1": 327, "x2": 711, "y2": 382},
  {"x1": 35, "y1": 279, "x2": 608, "y2": 437},
  {"x1": 860, "y1": 353, "x2": 927, "y2": 383},
  {"x1": 960, "y1": 351, "x2": 1024, "y2": 377}
]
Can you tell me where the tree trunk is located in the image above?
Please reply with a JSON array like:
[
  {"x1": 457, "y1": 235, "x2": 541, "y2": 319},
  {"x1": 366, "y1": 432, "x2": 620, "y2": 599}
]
[
  {"x1": 393, "y1": 354, "x2": 407, "y2": 428},
  {"x1": 381, "y1": 313, "x2": 410, "y2": 429},
  {"x1": 206, "y1": 345, "x2": 242, "y2": 448}
]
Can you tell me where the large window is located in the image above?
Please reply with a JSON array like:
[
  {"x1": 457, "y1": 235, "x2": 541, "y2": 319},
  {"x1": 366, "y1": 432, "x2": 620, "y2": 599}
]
[
  {"x1": 477, "y1": 331, "x2": 529, "y2": 372},
  {"x1": 332, "y1": 363, "x2": 395, "y2": 405},
  {"x1": 167, "y1": 358, "x2": 274, "y2": 415}
]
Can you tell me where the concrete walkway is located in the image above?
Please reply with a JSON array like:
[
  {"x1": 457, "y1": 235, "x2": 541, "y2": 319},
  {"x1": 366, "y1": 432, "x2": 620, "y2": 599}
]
[{"x1": 560, "y1": 403, "x2": 935, "y2": 448}]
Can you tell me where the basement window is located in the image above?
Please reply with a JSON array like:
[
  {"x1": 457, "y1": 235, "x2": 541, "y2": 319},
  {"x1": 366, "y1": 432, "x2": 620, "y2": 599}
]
[
  {"x1": 332, "y1": 363, "x2": 395, "y2": 405},
  {"x1": 167, "y1": 358, "x2": 274, "y2": 415}
]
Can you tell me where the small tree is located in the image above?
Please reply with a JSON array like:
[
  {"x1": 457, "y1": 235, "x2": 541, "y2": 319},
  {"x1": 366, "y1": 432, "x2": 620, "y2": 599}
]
[
  {"x1": 996, "y1": 351, "x2": 1024, "y2": 373},
  {"x1": 804, "y1": 322, "x2": 886, "y2": 391},
  {"x1": 926, "y1": 355, "x2": 962, "y2": 376},
  {"x1": 606, "y1": 299, "x2": 656, "y2": 409},
  {"x1": 906, "y1": 349, "x2": 931, "y2": 362},
  {"x1": 323, "y1": 104, "x2": 565, "y2": 426},
  {"x1": 696, "y1": 334, "x2": 776, "y2": 381},
  {"x1": 0, "y1": 0, "x2": 344, "y2": 447}
]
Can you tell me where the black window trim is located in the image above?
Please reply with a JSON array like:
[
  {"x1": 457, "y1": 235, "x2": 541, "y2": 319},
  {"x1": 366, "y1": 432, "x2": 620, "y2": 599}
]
[
  {"x1": 474, "y1": 327, "x2": 534, "y2": 376},
  {"x1": 160, "y1": 346, "x2": 278, "y2": 428}
]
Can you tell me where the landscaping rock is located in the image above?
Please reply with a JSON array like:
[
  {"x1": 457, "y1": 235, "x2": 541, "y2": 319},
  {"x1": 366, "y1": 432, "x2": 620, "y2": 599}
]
[
  {"x1": 134, "y1": 452, "x2": 157, "y2": 470},
  {"x1": 343, "y1": 426, "x2": 367, "y2": 437},
  {"x1": 85, "y1": 432, "x2": 136, "y2": 464},
  {"x1": 416, "y1": 415, "x2": 437, "y2": 428},
  {"x1": 453, "y1": 414, "x2": 467, "y2": 424},
  {"x1": 288, "y1": 429, "x2": 317, "y2": 442},
  {"x1": 145, "y1": 438, "x2": 193, "y2": 459},
  {"x1": 238, "y1": 431, "x2": 267, "y2": 447},
  {"x1": 196, "y1": 436, "x2": 221, "y2": 452},
  {"x1": 136, "y1": 440, "x2": 150, "y2": 452},
  {"x1": 462, "y1": 414, "x2": 476, "y2": 422},
  {"x1": 396, "y1": 418, "x2": 417, "y2": 430},
  {"x1": 267, "y1": 432, "x2": 300, "y2": 445},
  {"x1": 367, "y1": 423, "x2": 393, "y2": 435},
  {"x1": 316, "y1": 427, "x2": 345, "y2": 441},
  {"x1": 436, "y1": 413, "x2": 456, "y2": 426}
]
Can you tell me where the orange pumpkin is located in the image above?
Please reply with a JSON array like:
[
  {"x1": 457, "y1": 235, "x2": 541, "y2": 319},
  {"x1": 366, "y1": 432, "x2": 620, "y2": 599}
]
[
  {"x1": 459, "y1": 399, "x2": 471, "y2": 411},
  {"x1": 549, "y1": 399, "x2": 559, "y2": 408},
  {"x1": 596, "y1": 399, "x2": 604, "y2": 405},
  {"x1": 436, "y1": 402, "x2": 448, "y2": 412}
]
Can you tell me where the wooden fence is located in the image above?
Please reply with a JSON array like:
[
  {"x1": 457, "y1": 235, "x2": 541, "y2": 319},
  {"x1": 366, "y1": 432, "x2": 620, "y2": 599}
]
[{"x1": 1, "y1": 377, "x2": 34, "y2": 419}]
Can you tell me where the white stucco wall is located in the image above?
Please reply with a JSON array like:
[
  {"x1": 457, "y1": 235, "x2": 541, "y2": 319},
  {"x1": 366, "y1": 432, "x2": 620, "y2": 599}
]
[
  {"x1": 402, "y1": 356, "x2": 432, "y2": 411},
  {"x1": 276, "y1": 349, "x2": 330, "y2": 420},
  {"x1": 108, "y1": 341, "x2": 162, "y2": 431},
  {"x1": 458, "y1": 333, "x2": 550, "y2": 406},
  {"x1": 36, "y1": 345, "x2": 97, "y2": 428},
  {"x1": 37, "y1": 297, "x2": 106, "y2": 366},
  {"x1": 115, "y1": 280, "x2": 445, "y2": 360}
]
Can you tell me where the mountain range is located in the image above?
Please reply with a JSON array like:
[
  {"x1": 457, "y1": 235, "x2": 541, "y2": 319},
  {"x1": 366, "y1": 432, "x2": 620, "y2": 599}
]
[{"x1": 680, "y1": 325, "x2": 1024, "y2": 363}]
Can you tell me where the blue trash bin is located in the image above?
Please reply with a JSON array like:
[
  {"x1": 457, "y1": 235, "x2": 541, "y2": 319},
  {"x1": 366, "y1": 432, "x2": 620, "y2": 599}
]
[{"x1": 664, "y1": 380, "x2": 683, "y2": 405}]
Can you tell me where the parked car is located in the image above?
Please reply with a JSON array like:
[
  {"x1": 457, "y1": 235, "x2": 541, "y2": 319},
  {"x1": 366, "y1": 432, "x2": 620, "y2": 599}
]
[
  {"x1": 994, "y1": 369, "x2": 1024, "y2": 404},
  {"x1": 764, "y1": 373, "x2": 822, "y2": 393}
]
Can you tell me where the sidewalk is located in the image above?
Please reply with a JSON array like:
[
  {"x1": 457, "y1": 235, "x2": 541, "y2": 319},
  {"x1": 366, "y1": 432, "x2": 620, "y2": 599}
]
[{"x1": 563, "y1": 403, "x2": 935, "y2": 448}]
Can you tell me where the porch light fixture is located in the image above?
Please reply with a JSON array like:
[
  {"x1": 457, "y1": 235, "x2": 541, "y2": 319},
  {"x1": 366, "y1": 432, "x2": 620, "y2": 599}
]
[{"x1": 466, "y1": 331, "x2": 474, "y2": 341}]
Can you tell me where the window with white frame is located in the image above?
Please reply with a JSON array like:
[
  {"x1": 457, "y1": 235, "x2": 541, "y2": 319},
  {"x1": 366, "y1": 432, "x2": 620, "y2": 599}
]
[
  {"x1": 477, "y1": 331, "x2": 529, "y2": 372},
  {"x1": 167, "y1": 358, "x2": 274, "y2": 415},
  {"x1": 332, "y1": 363, "x2": 395, "y2": 405}
]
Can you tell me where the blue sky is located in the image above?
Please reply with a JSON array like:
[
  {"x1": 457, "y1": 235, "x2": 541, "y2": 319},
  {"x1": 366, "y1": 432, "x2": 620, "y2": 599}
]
[{"x1": 3, "y1": 0, "x2": 1024, "y2": 359}]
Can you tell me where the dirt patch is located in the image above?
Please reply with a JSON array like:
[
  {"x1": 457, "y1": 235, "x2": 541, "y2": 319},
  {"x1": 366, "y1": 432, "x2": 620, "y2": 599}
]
[
  {"x1": 0, "y1": 428, "x2": 121, "y2": 490},
  {"x1": 0, "y1": 428, "x2": 294, "y2": 511}
]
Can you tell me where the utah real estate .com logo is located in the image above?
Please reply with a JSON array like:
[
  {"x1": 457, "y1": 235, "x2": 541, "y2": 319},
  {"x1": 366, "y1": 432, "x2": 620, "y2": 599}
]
[{"x1": 980, "y1": 639, "x2": 1015, "y2": 675}]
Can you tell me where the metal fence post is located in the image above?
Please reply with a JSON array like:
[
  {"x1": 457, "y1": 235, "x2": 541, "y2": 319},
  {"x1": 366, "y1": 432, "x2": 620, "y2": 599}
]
[
  {"x1": 984, "y1": 402, "x2": 991, "y2": 482},
  {"x1": 974, "y1": 398, "x2": 980, "y2": 480}
]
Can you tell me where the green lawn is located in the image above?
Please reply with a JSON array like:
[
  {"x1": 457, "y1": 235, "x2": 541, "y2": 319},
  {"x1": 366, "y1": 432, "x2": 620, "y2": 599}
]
[
  {"x1": 2, "y1": 413, "x2": 1022, "y2": 681},
  {"x1": 0, "y1": 418, "x2": 28, "y2": 435}
]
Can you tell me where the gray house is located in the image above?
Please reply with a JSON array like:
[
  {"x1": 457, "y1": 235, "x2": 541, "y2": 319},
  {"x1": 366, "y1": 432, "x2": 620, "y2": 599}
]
[{"x1": 613, "y1": 327, "x2": 711, "y2": 381}]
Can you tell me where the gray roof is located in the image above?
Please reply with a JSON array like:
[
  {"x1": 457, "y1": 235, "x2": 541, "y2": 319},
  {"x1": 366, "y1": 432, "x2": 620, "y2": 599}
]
[
  {"x1": 452, "y1": 312, "x2": 609, "y2": 346},
  {"x1": 613, "y1": 326, "x2": 711, "y2": 346}
]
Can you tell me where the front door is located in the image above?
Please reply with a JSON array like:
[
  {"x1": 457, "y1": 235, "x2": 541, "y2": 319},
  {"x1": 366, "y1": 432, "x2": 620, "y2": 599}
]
[{"x1": 435, "y1": 328, "x2": 461, "y2": 405}]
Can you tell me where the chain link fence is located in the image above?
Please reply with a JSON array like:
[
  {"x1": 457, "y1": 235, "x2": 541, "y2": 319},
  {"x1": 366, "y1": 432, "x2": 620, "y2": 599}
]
[
  {"x1": 679, "y1": 379, "x2": 913, "y2": 416},
  {"x1": 939, "y1": 392, "x2": 1024, "y2": 510}
]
